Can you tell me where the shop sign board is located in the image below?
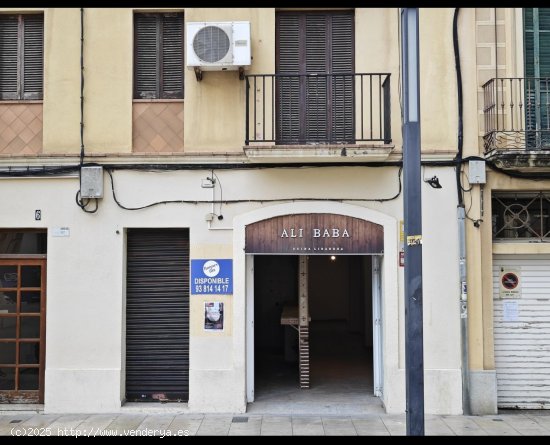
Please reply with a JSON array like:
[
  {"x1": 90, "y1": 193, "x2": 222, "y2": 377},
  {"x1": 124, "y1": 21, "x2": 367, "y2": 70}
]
[{"x1": 245, "y1": 213, "x2": 383, "y2": 254}]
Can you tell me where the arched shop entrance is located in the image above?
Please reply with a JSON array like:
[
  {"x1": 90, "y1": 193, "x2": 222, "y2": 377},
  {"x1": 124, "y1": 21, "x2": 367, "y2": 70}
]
[{"x1": 244, "y1": 213, "x2": 385, "y2": 414}]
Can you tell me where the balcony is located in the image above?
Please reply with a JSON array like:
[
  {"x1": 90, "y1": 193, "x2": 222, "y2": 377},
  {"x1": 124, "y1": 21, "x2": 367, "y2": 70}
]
[
  {"x1": 244, "y1": 73, "x2": 393, "y2": 163},
  {"x1": 483, "y1": 77, "x2": 550, "y2": 170}
]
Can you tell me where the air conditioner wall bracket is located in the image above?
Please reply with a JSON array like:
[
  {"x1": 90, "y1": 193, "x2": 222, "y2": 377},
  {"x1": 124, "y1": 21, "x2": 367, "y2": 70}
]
[{"x1": 195, "y1": 67, "x2": 203, "y2": 82}]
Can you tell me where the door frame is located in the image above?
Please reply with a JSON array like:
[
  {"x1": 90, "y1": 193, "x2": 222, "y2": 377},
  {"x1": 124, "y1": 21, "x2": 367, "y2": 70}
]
[{"x1": 245, "y1": 253, "x2": 383, "y2": 402}]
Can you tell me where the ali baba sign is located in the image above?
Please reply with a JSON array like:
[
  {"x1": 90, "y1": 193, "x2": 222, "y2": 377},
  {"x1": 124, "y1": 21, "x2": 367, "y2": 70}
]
[{"x1": 245, "y1": 213, "x2": 384, "y2": 254}]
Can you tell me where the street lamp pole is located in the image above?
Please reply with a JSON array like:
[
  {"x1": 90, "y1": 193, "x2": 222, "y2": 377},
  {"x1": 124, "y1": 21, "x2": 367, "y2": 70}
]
[{"x1": 401, "y1": 7, "x2": 425, "y2": 436}]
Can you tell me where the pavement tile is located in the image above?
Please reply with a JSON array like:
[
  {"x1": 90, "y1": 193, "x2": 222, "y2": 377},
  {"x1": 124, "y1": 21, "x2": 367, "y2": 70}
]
[
  {"x1": 104, "y1": 414, "x2": 147, "y2": 435},
  {"x1": 440, "y1": 416, "x2": 488, "y2": 436},
  {"x1": 228, "y1": 416, "x2": 262, "y2": 436},
  {"x1": 380, "y1": 415, "x2": 406, "y2": 436},
  {"x1": 196, "y1": 416, "x2": 232, "y2": 436},
  {"x1": 69, "y1": 414, "x2": 120, "y2": 437},
  {"x1": 472, "y1": 416, "x2": 521, "y2": 436},
  {"x1": 292, "y1": 416, "x2": 325, "y2": 436},
  {"x1": 352, "y1": 417, "x2": 390, "y2": 436},
  {"x1": 322, "y1": 417, "x2": 357, "y2": 436},
  {"x1": 168, "y1": 414, "x2": 203, "y2": 436}
]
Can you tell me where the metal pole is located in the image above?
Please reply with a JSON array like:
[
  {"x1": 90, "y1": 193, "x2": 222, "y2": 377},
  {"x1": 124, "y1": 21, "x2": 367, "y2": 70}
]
[
  {"x1": 401, "y1": 8, "x2": 425, "y2": 436},
  {"x1": 458, "y1": 206, "x2": 471, "y2": 415}
]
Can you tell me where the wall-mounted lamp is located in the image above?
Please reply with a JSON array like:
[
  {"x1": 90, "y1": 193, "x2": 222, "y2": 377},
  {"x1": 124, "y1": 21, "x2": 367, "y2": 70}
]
[
  {"x1": 425, "y1": 175, "x2": 442, "y2": 189},
  {"x1": 330, "y1": 255, "x2": 336, "y2": 261}
]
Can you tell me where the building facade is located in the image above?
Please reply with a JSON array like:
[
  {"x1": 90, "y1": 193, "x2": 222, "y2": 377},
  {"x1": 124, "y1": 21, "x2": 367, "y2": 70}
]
[
  {"x1": 0, "y1": 8, "x2": 545, "y2": 416},
  {"x1": 468, "y1": 8, "x2": 550, "y2": 413}
]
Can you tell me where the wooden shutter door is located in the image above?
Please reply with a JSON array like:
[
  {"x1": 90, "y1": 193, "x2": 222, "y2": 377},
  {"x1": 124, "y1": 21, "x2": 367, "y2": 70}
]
[
  {"x1": 135, "y1": 14, "x2": 159, "y2": 99},
  {"x1": 330, "y1": 13, "x2": 354, "y2": 143},
  {"x1": 0, "y1": 15, "x2": 19, "y2": 100},
  {"x1": 276, "y1": 13, "x2": 301, "y2": 143},
  {"x1": 305, "y1": 15, "x2": 329, "y2": 142},
  {"x1": 161, "y1": 13, "x2": 184, "y2": 99},
  {"x1": 277, "y1": 11, "x2": 354, "y2": 144},
  {"x1": 22, "y1": 15, "x2": 43, "y2": 100}
]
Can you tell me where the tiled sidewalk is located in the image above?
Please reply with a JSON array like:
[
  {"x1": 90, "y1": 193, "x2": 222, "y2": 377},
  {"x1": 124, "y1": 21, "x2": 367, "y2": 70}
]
[{"x1": 1, "y1": 411, "x2": 550, "y2": 436}]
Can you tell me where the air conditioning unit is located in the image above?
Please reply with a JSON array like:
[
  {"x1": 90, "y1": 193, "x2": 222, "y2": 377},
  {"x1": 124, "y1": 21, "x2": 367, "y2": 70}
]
[{"x1": 186, "y1": 21, "x2": 251, "y2": 78}]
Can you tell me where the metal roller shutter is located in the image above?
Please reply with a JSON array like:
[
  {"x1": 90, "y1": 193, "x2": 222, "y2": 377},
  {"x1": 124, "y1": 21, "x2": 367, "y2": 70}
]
[
  {"x1": 493, "y1": 254, "x2": 550, "y2": 409},
  {"x1": 126, "y1": 229, "x2": 189, "y2": 402}
]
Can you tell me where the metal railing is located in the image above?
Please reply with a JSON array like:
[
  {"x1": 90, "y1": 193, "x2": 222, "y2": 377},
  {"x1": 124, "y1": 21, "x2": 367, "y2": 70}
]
[
  {"x1": 483, "y1": 77, "x2": 550, "y2": 151},
  {"x1": 245, "y1": 73, "x2": 391, "y2": 145}
]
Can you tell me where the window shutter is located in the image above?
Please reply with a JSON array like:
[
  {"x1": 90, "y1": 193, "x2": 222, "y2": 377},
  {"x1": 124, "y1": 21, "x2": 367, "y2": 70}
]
[
  {"x1": 524, "y1": 8, "x2": 550, "y2": 146},
  {"x1": 276, "y1": 11, "x2": 354, "y2": 144},
  {"x1": 305, "y1": 15, "x2": 329, "y2": 141},
  {"x1": 135, "y1": 14, "x2": 159, "y2": 99},
  {"x1": 161, "y1": 13, "x2": 184, "y2": 99},
  {"x1": 0, "y1": 15, "x2": 19, "y2": 100},
  {"x1": 277, "y1": 14, "x2": 301, "y2": 143},
  {"x1": 331, "y1": 13, "x2": 354, "y2": 142},
  {"x1": 22, "y1": 14, "x2": 43, "y2": 100}
]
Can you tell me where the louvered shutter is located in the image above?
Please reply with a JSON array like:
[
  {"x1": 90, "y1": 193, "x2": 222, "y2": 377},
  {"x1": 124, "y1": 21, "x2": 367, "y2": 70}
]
[
  {"x1": 305, "y1": 15, "x2": 328, "y2": 142},
  {"x1": 276, "y1": 11, "x2": 354, "y2": 144},
  {"x1": 524, "y1": 8, "x2": 550, "y2": 147},
  {"x1": 277, "y1": 14, "x2": 301, "y2": 143},
  {"x1": 135, "y1": 14, "x2": 159, "y2": 99},
  {"x1": 22, "y1": 14, "x2": 43, "y2": 100},
  {"x1": 0, "y1": 15, "x2": 20, "y2": 100},
  {"x1": 331, "y1": 13, "x2": 354, "y2": 143},
  {"x1": 161, "y1": 13, "x2": 184, "y2": 99}
]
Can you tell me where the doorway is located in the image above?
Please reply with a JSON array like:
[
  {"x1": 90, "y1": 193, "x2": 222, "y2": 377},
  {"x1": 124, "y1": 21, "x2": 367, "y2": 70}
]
[
  {"x1": 0, "y1": 259, "x2": 46, "y2": 403},
  {"x1": 125, "y1": 229, "x2": 190, "y2": 402},
  {"x1": 248, "y1": 254, "x2": 383, "y2": 414}
]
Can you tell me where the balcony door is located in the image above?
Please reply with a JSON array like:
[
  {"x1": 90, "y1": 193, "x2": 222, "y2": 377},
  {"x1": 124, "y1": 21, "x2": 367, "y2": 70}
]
[
  {"x1": 276, "y1": 11, "x2": 354, "y2": 144},
  {"x1": 524, "y1": 8, "x2": 550, "y2": 148}
]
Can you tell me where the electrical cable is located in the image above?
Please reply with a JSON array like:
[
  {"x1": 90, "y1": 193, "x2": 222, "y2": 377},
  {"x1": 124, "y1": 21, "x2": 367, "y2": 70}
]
[
  {"x1": 106, "y1": 166, "x2": 403, "y2": 211},
  {"x1": 75, "y1": 8, "x2": 99, "y2": 214},
  {"x1": 212, "y1": 169, "x2": 223, "y2": 217},
  {"x1": 453, "y1": 8, "x2": 465, "y2": 207}
]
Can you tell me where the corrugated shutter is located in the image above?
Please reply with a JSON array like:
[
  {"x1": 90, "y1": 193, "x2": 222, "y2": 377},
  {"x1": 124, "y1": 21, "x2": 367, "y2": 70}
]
[
  {"x1": 276, "y1": 11, "x2": 354, "y2": 144},
  {"x1": 22, "y1": 14, "x2": 44, "y2": 100},
  {"x1": 134, "y1": 13, "x2": 184, "y2": 100},
  {"x1": 493, "y1": 254, "x2": 550, "y2": 409},
  {"x1": 126, "y1": 229, "x2": 189, "y2": 402},
  {"x1": 161, "y1": 14, "x2": 184, "y2": 99},
  {"x1": 0, "y1": 15, "x2": 19, "y2": 100}
]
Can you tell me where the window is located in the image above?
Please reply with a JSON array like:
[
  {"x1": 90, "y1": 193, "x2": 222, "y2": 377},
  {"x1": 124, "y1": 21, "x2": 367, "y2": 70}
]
[
  {"x1": 0, "y1": 14, "x2": 44, "y2": 100},
  {"x1": 134, "y1": 13, "x2": 184, "y2": 99},
  {"x1": 523, "y1": 8, "x2": 550, "y2": 147},
  {"x1": 492, "y1": 192, "x2": 550, "y2": 240},
  {"x1": 276, "y1": 11, "x2": 354, "y2": 144}
]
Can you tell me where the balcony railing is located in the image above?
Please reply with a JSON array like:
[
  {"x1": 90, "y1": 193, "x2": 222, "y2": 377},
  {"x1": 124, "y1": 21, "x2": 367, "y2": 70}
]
[
  {"x1": 483, "y1": 77, "x2": 550, "y2": 152},
  {"x1": 245, "y1": 73, "x2": 391, "y2": 146}
]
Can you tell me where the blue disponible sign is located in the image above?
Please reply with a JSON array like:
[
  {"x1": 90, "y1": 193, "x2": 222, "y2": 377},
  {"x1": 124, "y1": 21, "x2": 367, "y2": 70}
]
[{"x1": 191, "y1": 259, "x2": 233, "y2": 295}]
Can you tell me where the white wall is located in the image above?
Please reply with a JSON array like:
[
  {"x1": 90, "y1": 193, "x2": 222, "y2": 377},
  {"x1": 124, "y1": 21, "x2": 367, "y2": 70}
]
[{"x1": 0, "y1": 165, "x2": 462, "y2": 414}]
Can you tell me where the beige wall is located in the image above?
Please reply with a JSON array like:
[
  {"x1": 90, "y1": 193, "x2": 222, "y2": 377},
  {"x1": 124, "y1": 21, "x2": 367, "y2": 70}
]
[
  {"x1": 42, "y1": 8, "x2": 133, "y2": 153},
  {"x1": 1, "y1": 7, "x2": 478, "y2": 156}
]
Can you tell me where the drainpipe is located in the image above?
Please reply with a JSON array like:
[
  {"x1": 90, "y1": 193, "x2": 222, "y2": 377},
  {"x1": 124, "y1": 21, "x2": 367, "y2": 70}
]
[{"x1": 453, "y1": 8, "x2": 471, "y2": 416}]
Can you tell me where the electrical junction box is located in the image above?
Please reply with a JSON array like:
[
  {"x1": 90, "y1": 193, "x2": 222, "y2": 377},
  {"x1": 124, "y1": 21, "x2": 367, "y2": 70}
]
[
  {"x1": 468, "y1": 160, "x2": 486, "y2": 184},
  {"x1": 80, "y1": 166, "x2": 104, "y2": 198}
]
